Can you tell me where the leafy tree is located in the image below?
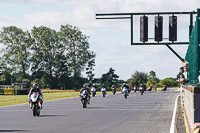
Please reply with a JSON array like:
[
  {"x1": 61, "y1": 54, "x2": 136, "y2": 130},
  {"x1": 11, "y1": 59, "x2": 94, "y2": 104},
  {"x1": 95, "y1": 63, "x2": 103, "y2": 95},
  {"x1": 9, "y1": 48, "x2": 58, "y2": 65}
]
[
  {"x1": 127, "y1": 71, "x2": 148, "y2": 87},
  {"x1": 146, "y1": 71, "x2": 159, "y2": 88},
  {"x1": 59, "y1": 24, "x2": 95, "y2": 89},
  {"x1": 160, "y1": 77, "x2": 178, "y2": 87},
  {"x1": 149, "y1": 70, "x2": 156, "y2": 79},
  {"x1": 0, "y1": 26, "x2": 33, "y2": 79},
  {"x1": 31, "y1": 26, "x2": 64, "y2": 89},
  {"x1": 101, "y1": 68, "x2": 119, "y2": 88}
]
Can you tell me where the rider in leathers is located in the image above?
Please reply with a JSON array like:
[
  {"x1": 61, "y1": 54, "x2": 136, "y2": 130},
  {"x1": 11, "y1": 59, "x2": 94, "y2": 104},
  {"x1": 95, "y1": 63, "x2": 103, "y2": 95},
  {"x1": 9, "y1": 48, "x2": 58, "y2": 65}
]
[
  {"x1": 79, "y1": 85, "x2": 91, "y2": 104},
  {"x1": 91, "y1": 83, "x2": 97, "y2": 93},
  {"x1": 101, "y1": 84, "x2": 107, "y2": 94},
  {"x1": 121, "y1": 83, "x2": 128, "y2": 94},
  {"x1": 28, "y1": 83, "x2": 43, "y2": 109},
  {"x1": 111, "y1": 85, "x2": 116, "y2": 93}
]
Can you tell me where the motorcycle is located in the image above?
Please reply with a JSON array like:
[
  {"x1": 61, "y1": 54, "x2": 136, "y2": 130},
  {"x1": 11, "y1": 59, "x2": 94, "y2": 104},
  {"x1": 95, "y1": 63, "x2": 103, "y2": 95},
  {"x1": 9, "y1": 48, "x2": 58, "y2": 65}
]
[
  {"x1": 112, "y1": 88, "x2": 116, "y2": 95},
  {"x1": 128, "y1": 86, "x2": 131, "y2": 94},
  {"x1": 91, "y1": 87, "x2": 96, "y2": 97},
  {"x1": 101, "y1": 87, "x2": 106, "y2": 97},
  {"x1": 122, "y1": 87, "x2": 129, "y2": 99},
  {"x1": 139, "y1": 87, "x2": 144, "y2": 95},
  {"x1": 134, "y1": 87, "x2": 137, "y2": 92},
  {"x1": 29, "y1": 92, "x2": 42, "y2": 117},
  {"x1": 80, "y1": 90, "x2": 89, "y2": 108},
  {"x1": 148, "y1": 86, "x2": 152, "y2": 92},
  {"x1": 162, "y1": 86, "x2": 167, "y2": 91}
]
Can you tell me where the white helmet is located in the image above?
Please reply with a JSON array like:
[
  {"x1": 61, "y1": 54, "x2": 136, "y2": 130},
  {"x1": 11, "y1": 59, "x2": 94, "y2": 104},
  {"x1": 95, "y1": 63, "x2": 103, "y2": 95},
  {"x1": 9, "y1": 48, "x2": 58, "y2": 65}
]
[{"x1": 33, "y1": 83, "x2": 38, "y2": 88}]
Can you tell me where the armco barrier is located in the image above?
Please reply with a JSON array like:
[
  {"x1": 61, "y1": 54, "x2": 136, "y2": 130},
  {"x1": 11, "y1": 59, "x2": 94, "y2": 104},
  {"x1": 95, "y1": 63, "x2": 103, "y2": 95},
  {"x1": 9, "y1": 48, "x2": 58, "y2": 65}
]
[
  {"x1": 14, "y1": 89, "x2": 20, "y2": 95},
  {"x1": 4, "y1": 89, "x2": 14, "y2": 95},
  {"x1": 14, "y1": 89, "x2": 29, "y2": 95},
  {"x1": 0, "y1": 89, "x2": 4, "y2": 95}
]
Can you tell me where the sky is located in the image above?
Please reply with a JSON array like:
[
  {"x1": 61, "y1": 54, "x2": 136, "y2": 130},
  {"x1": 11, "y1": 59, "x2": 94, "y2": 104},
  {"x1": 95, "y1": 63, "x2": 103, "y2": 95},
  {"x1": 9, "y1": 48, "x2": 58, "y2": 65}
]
[{"x1": 0, "y1": 0, "x2": 199, "y2": 80}]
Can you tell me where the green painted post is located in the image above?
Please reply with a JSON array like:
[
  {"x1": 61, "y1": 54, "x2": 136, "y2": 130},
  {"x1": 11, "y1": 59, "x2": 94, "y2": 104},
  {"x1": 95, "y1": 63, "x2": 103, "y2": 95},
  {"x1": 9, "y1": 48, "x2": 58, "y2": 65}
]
[{"x1": 166, "y1": 44, "x2": 184, "y2": 62}]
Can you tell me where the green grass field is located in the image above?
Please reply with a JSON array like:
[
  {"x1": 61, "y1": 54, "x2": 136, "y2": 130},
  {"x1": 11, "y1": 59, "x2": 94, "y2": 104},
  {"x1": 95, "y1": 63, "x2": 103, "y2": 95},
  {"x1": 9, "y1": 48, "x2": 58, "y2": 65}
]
[{"x1": 0, "y1": 91, "x2": 114, "y2": 107}]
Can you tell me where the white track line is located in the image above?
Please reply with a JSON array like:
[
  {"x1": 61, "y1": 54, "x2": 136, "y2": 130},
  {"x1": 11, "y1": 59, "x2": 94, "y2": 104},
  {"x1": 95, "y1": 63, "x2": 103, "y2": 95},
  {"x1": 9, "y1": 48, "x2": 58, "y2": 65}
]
[{"x1": 170, "y1": 94, "x2": 180, "y2": 133}]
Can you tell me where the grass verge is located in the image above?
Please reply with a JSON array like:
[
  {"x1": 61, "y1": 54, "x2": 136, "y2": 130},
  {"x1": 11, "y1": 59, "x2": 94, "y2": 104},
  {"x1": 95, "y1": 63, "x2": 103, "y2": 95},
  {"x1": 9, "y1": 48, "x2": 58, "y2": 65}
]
[{"x1": 0, "y1": 91, "x2": 114, "y2": 107}]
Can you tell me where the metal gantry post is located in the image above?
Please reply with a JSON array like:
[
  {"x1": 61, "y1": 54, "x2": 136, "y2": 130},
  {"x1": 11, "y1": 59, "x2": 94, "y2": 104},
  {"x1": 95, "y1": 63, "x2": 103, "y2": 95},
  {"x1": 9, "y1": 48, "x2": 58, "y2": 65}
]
[{"x1": 131, "y1": 15, "x2": 133, "y2": 45}]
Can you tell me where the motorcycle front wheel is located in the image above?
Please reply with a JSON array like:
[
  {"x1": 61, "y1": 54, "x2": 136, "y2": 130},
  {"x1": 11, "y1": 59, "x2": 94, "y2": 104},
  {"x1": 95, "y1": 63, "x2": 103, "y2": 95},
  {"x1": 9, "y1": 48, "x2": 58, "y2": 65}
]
[
  {"x1": 125, "y1": 94, "x2": 127, "y2": 99},
  {"x1": 33, "y1": 104, "x2": 37, "y2": 117},
  {"x1": 83, "y1": 99, "x2": 87, "y2": 108},
  {"x1": 36, "y1": 105, "x2": 40, "y2": 116}
]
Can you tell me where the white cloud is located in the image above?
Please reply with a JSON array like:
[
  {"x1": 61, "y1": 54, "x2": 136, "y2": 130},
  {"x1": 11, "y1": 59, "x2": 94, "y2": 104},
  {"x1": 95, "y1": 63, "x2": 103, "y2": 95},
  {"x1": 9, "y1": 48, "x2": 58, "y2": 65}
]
[{"x1": 20, "y1": 11, "x2": 63, "y2": 30}]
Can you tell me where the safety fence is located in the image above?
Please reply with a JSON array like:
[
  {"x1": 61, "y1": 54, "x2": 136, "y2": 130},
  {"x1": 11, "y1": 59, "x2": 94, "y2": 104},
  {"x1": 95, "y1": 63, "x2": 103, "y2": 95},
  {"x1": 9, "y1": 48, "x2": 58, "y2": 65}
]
[
  {"x1": 183, "y1": 9, "x2": 200, "y2": 133},
  {"x1": 185, "y1": 9, "x2": 200, "y2": 85}
]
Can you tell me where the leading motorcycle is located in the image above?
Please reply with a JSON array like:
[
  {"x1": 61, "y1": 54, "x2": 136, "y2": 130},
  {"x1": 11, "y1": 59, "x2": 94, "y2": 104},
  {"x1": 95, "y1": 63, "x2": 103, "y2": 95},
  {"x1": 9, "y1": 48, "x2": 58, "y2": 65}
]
[
  {"x1": 80, "y1": 90, "x2": 89, "y2": 108},
  {"x1": 29, "y1": 92, "x2": 42, "y2": 116}
]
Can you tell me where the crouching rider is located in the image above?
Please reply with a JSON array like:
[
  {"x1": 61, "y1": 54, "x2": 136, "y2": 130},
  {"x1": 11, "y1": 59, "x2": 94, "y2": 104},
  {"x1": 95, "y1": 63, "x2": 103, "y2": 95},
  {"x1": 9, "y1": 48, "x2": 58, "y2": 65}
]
[
  {"x1": 28, "y1": 83, "x2": 43, "y2": 109},
  {"x1": 79, "y1": 85, "x2": 91, "y2": 104}
]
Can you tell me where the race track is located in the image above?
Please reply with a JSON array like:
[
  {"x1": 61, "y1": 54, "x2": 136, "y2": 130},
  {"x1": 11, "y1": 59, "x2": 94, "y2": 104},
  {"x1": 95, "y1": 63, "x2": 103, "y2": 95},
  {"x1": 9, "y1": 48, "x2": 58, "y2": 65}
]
[{"x1": 0, "y1": 91, "x2": 179, "y2": 133}]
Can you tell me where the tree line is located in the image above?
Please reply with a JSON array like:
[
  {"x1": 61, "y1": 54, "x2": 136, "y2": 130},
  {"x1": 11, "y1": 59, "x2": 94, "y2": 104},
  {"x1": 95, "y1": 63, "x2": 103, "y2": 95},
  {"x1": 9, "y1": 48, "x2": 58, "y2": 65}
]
[
  {"x1": 128, "y1": 70, "x2": 179, "y2": 89},
  {"x1": 0, "y1": 25, "x2": 95, "y2": 89}
]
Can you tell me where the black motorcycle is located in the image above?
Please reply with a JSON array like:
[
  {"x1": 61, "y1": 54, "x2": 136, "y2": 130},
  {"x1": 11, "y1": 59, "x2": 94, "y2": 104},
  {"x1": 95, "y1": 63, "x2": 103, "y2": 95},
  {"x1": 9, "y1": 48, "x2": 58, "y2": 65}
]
[
  {"x1": 112, "y1": 88, "x2": 116, "y2": 95},
  {"x1": 139, "y1": 87, "x2": 144, "y2": 95}
]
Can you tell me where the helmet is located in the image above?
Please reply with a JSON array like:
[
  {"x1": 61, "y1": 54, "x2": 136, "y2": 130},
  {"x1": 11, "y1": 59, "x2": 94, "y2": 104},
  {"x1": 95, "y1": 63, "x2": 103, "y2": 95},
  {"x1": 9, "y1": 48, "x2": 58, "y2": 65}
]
[
  {"x1": 83, "y1": 84, "x2": 87, "y2": 88},
  {"x1": 123, "y1": 83, "x2": 126, "y2": 85},
  {"x1": 93, "y1": 83, "x2": 96, "y2": 86},
  {"x1": 112, "y1": 85, "x2": 115, "y2": 87},
  {"x1": 33, "y1": 83, "x2": 38, "y2": 88}
]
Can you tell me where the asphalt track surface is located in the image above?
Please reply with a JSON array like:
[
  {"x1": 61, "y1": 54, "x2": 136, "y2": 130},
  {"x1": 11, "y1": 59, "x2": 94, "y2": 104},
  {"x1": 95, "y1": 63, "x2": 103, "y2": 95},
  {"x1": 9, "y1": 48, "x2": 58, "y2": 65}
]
[{"x1": 0, "y1": 91, "x2": 179, "y2": 133}]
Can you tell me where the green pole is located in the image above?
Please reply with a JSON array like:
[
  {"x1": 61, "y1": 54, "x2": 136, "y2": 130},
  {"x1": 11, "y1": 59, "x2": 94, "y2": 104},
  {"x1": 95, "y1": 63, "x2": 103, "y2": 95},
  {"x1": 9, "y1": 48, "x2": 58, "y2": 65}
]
[{"x1": 166, "y1": 44, "x2": 184, "y2": 62}]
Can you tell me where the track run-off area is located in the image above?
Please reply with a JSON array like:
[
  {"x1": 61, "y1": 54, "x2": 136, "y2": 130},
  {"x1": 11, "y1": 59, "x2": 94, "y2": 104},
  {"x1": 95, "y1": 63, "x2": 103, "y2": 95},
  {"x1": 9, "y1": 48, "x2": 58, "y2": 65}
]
[{"x1": 0, "y1": 91, "x2": 179, "y2": 133}]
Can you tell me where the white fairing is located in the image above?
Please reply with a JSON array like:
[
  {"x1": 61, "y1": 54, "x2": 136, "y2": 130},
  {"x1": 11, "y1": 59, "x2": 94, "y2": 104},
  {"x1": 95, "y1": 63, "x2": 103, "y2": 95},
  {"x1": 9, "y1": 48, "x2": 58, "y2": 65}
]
[
  {"x1": 81, "y1": 90, "x2": 88, "y2": 98},
  {"x1": 30, "y1": 92, "x2": 39, "y2": 102},
  {"x1": 122, "y1": 87, "x2": 127, "y2": 92},
  {"x1": 91, "y1": 87, "x2": 95, "y2": 92},
  {"x1": 101, "y1": 87, "x2": 106, "y2": 92}
]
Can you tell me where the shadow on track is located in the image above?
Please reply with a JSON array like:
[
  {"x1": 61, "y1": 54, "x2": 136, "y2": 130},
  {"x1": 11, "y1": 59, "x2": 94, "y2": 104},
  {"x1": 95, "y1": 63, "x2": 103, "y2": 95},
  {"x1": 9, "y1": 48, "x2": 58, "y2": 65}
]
[
  {"x1": 38, "y1": 115, "x2": 65, "y2": 117},
  {"x1": 0, "y1": 130, "x2": 30, "y2": 132},
  {"x1": 87, "y1": 107, "x2": 102, "y2": 109}
]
